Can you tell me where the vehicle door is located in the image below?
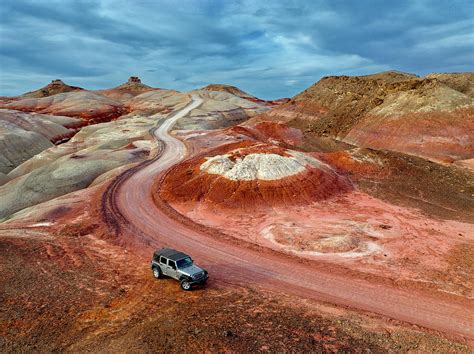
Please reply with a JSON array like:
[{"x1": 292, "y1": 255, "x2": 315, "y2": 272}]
[
  {"x1": 159, "y1": 256, "x2": 172, "y2": 276},
  {"x1": 151, "y1": 253, "x2": 160, "y2": 268},
  {"x1": 167, "y1": 260, "x2": 179, "y2": 280}
]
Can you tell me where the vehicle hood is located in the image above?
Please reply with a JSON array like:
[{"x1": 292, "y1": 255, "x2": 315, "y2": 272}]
[{"x1": 179, "y1": 265, "x2": 204, "y2": 277}]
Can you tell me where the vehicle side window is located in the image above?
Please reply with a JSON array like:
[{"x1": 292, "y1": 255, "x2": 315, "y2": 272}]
[
  {"x1": 160, "y1": 256, "x2": 167, "y2": 265},
  {"x1": 169, "y1": 260, "x2": 177, "y2": 270}
]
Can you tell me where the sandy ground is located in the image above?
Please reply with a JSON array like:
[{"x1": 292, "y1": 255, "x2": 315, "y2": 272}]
[
  {"x1": 1, "y1": 226, "x2": 469, "y2": 352},
  {"x1": 161, "y1": 125, "x2": 474, "y2": 299},
  {"x1": 169, "y1": 190, "x2": 474, "y2": 298}
]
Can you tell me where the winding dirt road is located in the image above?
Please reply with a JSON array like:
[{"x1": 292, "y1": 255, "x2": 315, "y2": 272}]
[{"x1": 109, "y1": 94, "x2": 474, "y2": 341}]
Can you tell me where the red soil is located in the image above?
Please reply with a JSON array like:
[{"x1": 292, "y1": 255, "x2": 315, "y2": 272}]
[
  {"x1": 157, "y1": 124, "x2": 473, "y2": 293},
  {"x1": 2, "y1": 103, "x2": 129, "y2": 124},
  {"x1": 2, "y1": 75, "x2": 473, "y2": 351},
  {"x1": 179, "y1": 122, "x2": 303, "y2": 154},
  {"x1": 239, "y1": 121, "x2": 303, "y2": 146},
  {"x1": 159, "y1": 141, "x2": 352, "y2": 211},
  {"x1": 76, "y1": 107, "x2": 130, "y2": 124},
  {"x1": 345, "y1": 108, "x2": 474, "y2": 163},
  {"x1": 0, "y1": 92, "x2": 130, "y2": 124},
  {"x1": 315, "y1": 150, "x2": 388, "y2": 178},
  {"x1": 3, "y1": 219, "x2": 467, "y2": 351}
]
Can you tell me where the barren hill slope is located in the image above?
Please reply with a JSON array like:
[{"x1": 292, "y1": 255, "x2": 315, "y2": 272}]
[
  {"x1": 1, "y1": 91, "x2": 127, "y2": 123},
  {"x1": 23, "y1": 79, "x2": 84, "y2": 98},
  {"x1": 0, "y1": 85, "x2": 267, "y2": 221},
  {"x1": 202, "y1": 84, "x2": 255, "y2": 99},
  {"x1": 425, "y1": 72, "x2": 474, "y2": 97},
  {"x1": 96, "y1": 76, "x2": 157, "y2": 102},
  {"x1": 254, "y1": 71, "x2": 474, "y2": 163},
  {"x1": 202, "y1": 84, "x2": 290, "y2": 107},
  {"x1": 0, "y1": 110, "x2": 82, "y2": 175}
]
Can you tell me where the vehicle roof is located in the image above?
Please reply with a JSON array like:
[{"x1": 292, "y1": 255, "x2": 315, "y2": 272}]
[{"x1": 154, "y1": 248, "x2": 190, "y2": 261}]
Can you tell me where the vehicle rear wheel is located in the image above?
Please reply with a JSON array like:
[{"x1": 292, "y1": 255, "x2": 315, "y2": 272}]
[
  {"x1": 180, "y1": 279, "x2": 191, "y2": 291},
  {"x1": 152, "y1": 267, "x2": 162, "y2": 279}
]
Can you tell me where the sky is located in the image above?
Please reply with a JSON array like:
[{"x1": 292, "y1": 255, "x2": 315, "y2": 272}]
[{"x1": 0, "y1": 0, "x2": 473, "y2": 99}]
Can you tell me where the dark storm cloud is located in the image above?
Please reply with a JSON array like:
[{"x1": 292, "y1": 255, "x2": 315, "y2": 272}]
[{"x1": 0, "y1": 0, "x2": 472, "y2": 99}]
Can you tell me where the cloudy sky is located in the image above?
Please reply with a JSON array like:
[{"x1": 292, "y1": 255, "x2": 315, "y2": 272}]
[{"x1": 1, "y1": 0, "x2": 473, "y2": 99}]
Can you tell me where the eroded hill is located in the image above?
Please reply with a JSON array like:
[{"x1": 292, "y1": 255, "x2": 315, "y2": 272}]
[
  {"x1": 1, "y1": 72, "x2": 473, "y2": 352},
  {"x1": 0, "y1": 78, "x2": 268, "y2": 221},
  {"x1": 257, "y1": 71, "x2": 473, "y2": 163}
]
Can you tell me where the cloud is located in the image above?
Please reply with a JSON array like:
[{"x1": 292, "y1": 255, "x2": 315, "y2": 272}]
[{"x1": 0, "y1": 0, "x2": 472, "y2": 99}]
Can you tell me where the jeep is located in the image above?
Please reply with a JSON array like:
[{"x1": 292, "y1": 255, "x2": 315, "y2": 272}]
[{"x1": 150, "y1": 248, "x2": 208, "y2": 290}]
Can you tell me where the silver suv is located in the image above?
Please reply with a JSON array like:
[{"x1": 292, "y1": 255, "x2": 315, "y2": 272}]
[{"x1": 150, "y1": 248, "x2": 209, "y2": 290}]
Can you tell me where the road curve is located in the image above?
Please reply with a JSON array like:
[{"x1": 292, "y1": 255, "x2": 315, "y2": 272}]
[{"x1": 112, "y1": 94, "x2": 474, "y2": 341}]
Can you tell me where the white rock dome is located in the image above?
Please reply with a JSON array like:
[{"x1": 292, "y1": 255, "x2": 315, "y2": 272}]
[{"x1": 200, "y1": 148, "x2": 330, "y2": 181}]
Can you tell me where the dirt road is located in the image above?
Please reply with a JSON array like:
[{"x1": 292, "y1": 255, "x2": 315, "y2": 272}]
[{"x1": 110, "y1": 94, "x2": 474, "y2": 341}]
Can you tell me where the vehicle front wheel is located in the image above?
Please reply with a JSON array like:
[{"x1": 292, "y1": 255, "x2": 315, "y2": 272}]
[
  {"x1": 152, "y1": 267, "x2": 162, "y2": 279},
  {"x1": 180, "y1": 279, "x2": 191, "y2": 291}
]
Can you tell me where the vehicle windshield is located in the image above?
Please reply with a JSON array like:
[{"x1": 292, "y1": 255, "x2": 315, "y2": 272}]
[{"x1": 176, "y1": 257, "x2": 193, "y2": 269}]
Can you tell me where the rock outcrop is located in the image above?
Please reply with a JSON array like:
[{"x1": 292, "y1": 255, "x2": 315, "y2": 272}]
[
  {"x1": 127, "y1": 89, "x2": 189, "y2": 115},
  {"x1": 425, "y1": 72, "x2": 474, "y2": 98},
  {"x1": 96, "y1": 76, "x2": 156, "y2": 101},
  {"x1": 22, "y1": 79, "x2": 83, "y2": 98},
  {"x1": 0, "y1": 110, "x2": 158, "y2": 219},
  {"x1": 159, "y1": 142, "x2": 351, "y2": 210}
]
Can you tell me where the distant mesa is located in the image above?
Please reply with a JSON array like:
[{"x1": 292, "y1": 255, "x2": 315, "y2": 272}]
[
  {"x1": 93, "y1": 76, "x2": 156, "y2": 102},
  {"x1": 23, "y1": 79, "x2": 83, "y2": 98},
  {"x1": 51, "y1": 79, "x2": 65, "y2": 85},
  {"x1": 107, "y1": 76, "x2": 154, "y2": 94},
  {"x1": 128, "y1": 76, "x2": 141, "y2": 83},
  {"x1": 116, "y1": 76, "x2": 150, "y2": 89}
]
